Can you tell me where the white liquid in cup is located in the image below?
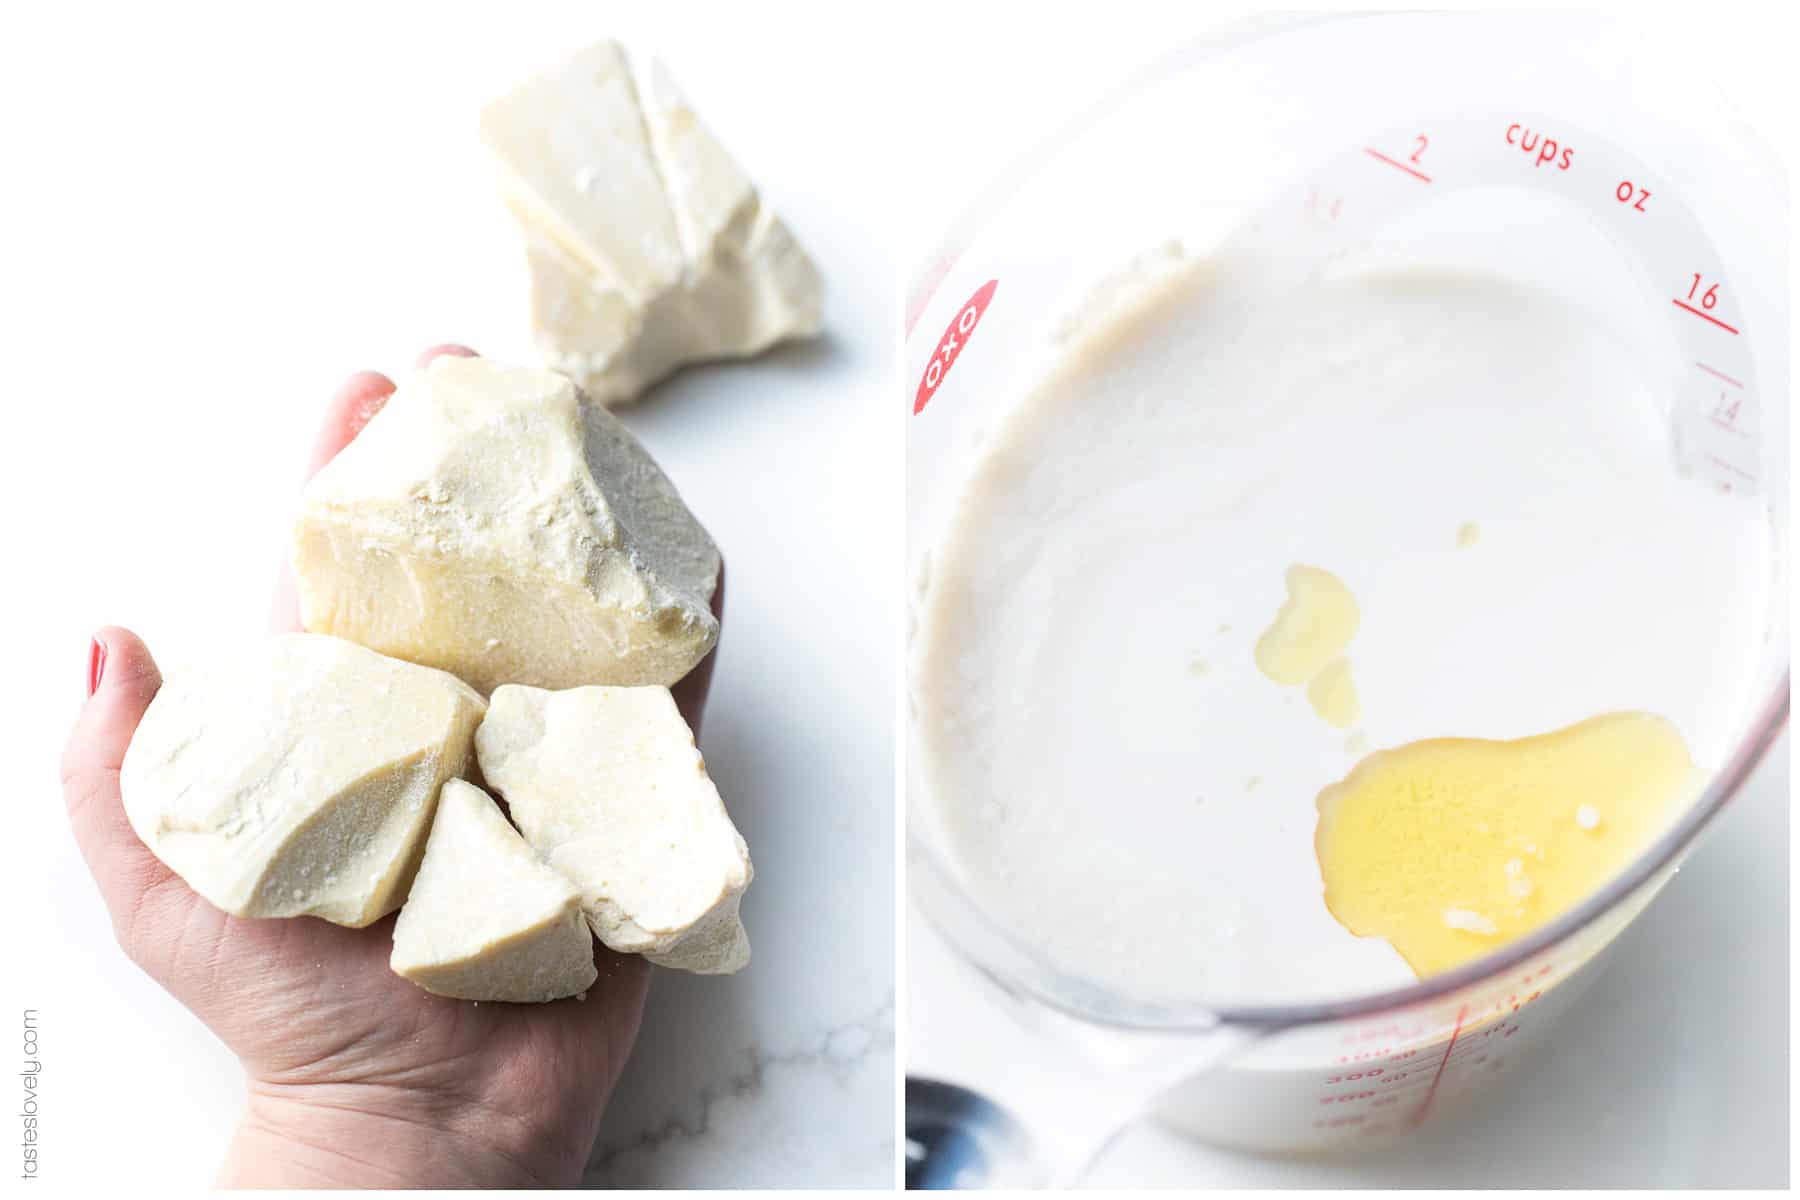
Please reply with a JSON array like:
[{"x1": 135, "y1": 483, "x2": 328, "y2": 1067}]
[{"x1": 911, "y1": 248, "x2": 1770, "y2": 1007}]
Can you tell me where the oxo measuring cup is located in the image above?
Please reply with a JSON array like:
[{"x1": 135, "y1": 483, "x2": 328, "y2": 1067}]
[{"x1": 904, "y1": 11, "x2": 1788, "y2": 1175}]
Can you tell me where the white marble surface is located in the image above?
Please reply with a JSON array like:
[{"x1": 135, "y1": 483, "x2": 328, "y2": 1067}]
[
  {"x1": 6, "y1": 4, "x2": 894, "y2": 1189},
  {"x1": 579, "y1": 330, "x2": 897, "y2": 1187}
]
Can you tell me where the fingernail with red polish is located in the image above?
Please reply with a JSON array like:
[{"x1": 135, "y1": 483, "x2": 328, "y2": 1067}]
[{"x1": 87, "y1": 637, "x2": 107, "y2": 698}]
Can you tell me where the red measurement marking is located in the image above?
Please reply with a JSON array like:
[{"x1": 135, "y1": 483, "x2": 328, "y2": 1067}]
[
  {"x1": 1616, "y1": 180, "x2": 1651, "y2": 211},
  {"x1": 913, "y1": 279, "x2": 998, "y2": 415},
  {"x1": 1711, "y1": 390, "x2": 1747, "y2": 435},
  {"x1": 1320, "y1": 1091, "x2": 1377, "y2": 1105},
  {"x1": 1697, "y1": 361, "x2": 1745, "y2": 389},
  {"x1": 1342, "y1": 1023, "x2": 1403, "y2": 1045},
  {"x1": 1364, "y1": 147, "x2": 1432, "y2": 183},
  {"x1": 1308, "y1": 187, "x2": 1344, "y2": 220},
  {"x1": 1410, "y1": 1005, "x2": 1467, "y2": 1128},
  {"x1": 1505, "y1": 123, "x2": 1574, "y2": 170},
  {"x1": 1672, "y1": 299, "x2": 1740, "y2": 334},
  {"x1": 1705, "y1": 454, "x2": 1757, "y2": 482}
]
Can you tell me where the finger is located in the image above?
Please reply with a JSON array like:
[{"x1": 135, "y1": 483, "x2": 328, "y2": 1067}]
[
  {"x1": 671, "y1": 559, "x2": 724, "y2": 739},
  {"x1": 416, "y1": 342, "x2": 478, "y2": 367},
  {"x1": 588, "y1": 943, "x2": 651, "y2": 1044},
  {"x1": 303, "y1": 370, "x2": 396, "y2": 480},
  {"x1": 272, "y1": 370, "x2": 399, "y2": 632},
  {"x1": 275, "y1": 352, "x2": 475, "y2": 631},
  {"x1": 305, "y1": 345, "x2": 478, "y2": 483},
  {"x1": 59, "y1": 627, "x2": 189, "y2": 948}
]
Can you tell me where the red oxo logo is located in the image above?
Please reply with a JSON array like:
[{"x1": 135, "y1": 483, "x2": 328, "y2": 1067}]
[{"x1": 914, "y1": 279, "x2": 998, "y2": 415}]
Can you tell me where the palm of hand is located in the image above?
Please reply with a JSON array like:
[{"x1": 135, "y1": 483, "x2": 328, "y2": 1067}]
[
  {"x1": 136, "y1": 883, "x2": 647, "y2": 1102},
  {"x1": 86, "y1": 719, "x2": 651, "y2": 1183}
]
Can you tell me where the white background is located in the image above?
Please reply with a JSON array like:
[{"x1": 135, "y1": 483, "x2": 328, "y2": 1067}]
[
  {"x1": 897, "y1": 1, "x2": 1792, "y2": 1189},
  {"x1": 0, "y1": 1, "x2": 896, "y2": 1189}
]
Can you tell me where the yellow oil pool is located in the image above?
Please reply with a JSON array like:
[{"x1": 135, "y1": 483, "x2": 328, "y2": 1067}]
[{"x1": 1315, "y1": 712, "x2": 1702, "y2": 977}]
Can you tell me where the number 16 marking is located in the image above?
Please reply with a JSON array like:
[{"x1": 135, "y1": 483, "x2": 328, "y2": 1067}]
[{"x1": 1674, "y1": 274, "x2": 1739, "y2": 334}]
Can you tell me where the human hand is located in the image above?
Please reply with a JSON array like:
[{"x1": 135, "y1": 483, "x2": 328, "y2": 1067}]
[{"x1": 60, "y1": 345, "x2": 723, "y2": 1187}]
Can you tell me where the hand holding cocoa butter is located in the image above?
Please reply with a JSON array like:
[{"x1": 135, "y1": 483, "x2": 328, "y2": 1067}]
[{"x1": 61, "y1": 349, "x2": 725, "y2": 1187}]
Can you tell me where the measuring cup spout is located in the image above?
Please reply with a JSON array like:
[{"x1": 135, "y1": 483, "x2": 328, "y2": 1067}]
[
  {"x1": 1039, "y1": 1022, "x2": 1270, "y2": 1186},
  {"x1": 907, "y1": 1008, "x2": 1270, "y2": 1188}
]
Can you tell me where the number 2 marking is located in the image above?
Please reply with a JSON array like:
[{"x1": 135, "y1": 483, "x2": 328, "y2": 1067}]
[{"x1": 1410, "y1": 135, "x2": 1428, "y2": 164}]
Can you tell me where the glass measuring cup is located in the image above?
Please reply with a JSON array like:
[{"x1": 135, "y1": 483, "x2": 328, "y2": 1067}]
[{"x1": 904, "y1": 11, "x2": 1788, "y2": 1181}]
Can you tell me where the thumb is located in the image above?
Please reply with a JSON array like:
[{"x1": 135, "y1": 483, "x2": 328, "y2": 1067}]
[{"x1": 60, "y1": 627, "x2": 187, "y2": 950}]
